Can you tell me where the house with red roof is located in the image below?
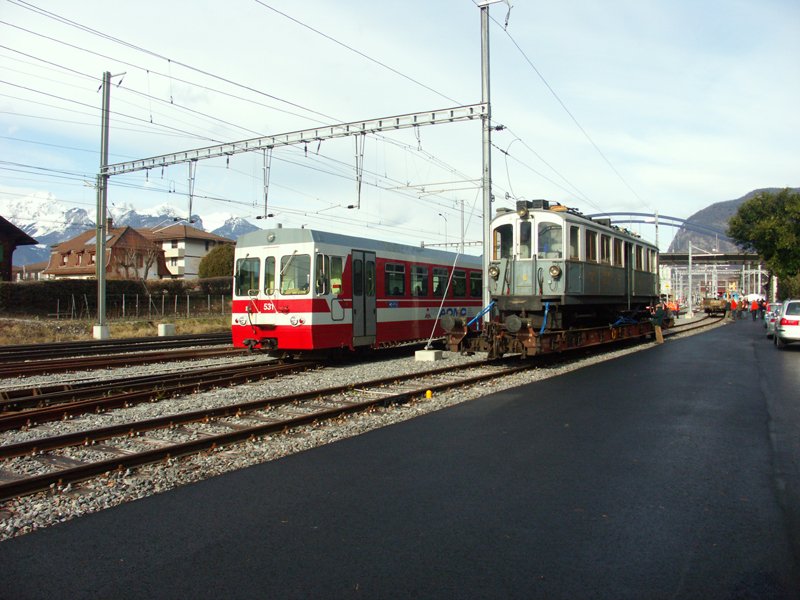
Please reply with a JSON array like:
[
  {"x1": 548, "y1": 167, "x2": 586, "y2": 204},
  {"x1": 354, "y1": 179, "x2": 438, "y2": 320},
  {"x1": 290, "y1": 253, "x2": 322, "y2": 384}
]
[{"x1": 42, "y1": 219, "x2": 170, "y2": 280}]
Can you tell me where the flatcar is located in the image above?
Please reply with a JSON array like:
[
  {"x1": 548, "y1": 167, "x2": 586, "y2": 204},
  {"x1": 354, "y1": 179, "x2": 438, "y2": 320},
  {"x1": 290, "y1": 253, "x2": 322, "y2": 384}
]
[
  {"x1": 445, "y1": 199, "x2": 661, "y2": 357},
  {"x1": 232, "y1": 227, "x2": 483, "y2": 354}
]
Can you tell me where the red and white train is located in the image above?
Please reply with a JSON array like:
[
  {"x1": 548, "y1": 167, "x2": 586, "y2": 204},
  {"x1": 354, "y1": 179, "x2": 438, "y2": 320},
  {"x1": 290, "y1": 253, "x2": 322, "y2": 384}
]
[{"x1": 231, "y1": 227, "x2": 483, "y2": 354}]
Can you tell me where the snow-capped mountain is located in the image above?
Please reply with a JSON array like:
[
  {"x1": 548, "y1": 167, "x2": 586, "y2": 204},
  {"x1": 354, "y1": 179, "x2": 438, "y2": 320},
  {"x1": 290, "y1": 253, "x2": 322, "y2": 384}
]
[
  {"x1": 2, "y1": 195, "x2": 261, "y2": 266},
  {"x1": 212, "y1": 216, "x2": 260, "y2": 240}
]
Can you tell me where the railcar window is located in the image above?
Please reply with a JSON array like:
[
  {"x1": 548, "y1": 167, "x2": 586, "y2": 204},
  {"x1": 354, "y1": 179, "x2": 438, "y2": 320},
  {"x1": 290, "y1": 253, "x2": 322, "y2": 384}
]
[
  {"x1": 264, "y1": 257, "x2": 275, "y2": 294},
  {"x1": 366, "y1": 260, "x2": 376, "y2": 295},
  {"x1": 600, "y1": 234, "x2": 611, "y2": 264},
  {"x1": 453, "y1": 270, "x2": 467, "y2": 297},
  {"x1": 280, "y1": 253, "x2": 310, "y2": 295},
  {"x1": 569, "y1": 226, "x2": 580, "y2": 259},
  {"x1": 432, "y1": 267, "x2": 449, "y2": 297},
  {"x1": 469, "y1": 271, "x2": 482, "y2": 297},
  {"x1": 353, "y1": 259, "x2": 363, "y2": 295},
  {"x1": 613, "y1": 239, "x2": 623, "y2": 266},
  {"x1": 635, "y1": 246, "x2": 644, "y2": 270},
  {"x1": 538, "y1": 222, "x2": 563, "y2": 258},
  {"x1": 519, "y1": 221, "x2": 532, "y2": 259},
  {"x1": 235, "y1": 257, "x2": 260, "y2": 296},
  {"x1": 385, "y1": 263, "x2": 406, "y2": 296},
  {"x1": 315, "y1": 254, "x2": 329, "y2": 295},
  {"x1": 493, "y1": 224, "x2": 513, "y2": 260},
  {"x1": 330, "y1": 256, "x2": 343, "y2": 295},
  {"x1": 648, "y1": 249, "x2": 657, "y2": 273},
  {"x1": 411, "y1": 265, "x2": 428, "y2": 296},
  {"x1": 585, "y1": 230, "x2": 598, "y2": 262}
]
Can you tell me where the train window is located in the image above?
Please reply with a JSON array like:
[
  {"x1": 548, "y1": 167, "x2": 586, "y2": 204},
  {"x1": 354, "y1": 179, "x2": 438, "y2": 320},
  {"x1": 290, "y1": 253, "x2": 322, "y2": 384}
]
[
  {"x1": 648, "y1": 249, "x2": 657, "y2": 273},
  {"x1": 452, "y1": 270, "x2": 467, "y2": 297},
  {"x1": 635, "y1": 246, "x2": 644, "y2": 270},
  {"x1": 469, "y1": 271, "x2": 482, "y2": 298},
  {"x1": 519, "y1": 221, "x2": 531, "y2": 259},
  {"x1": 385, "y1": 263, "x2": 406, "y2": 296},
  {"x1": 264, "y1": 257, "x2": 276, "y2": 294},
  {"x1": 366, "y1": 260, "x2": 376, "y2": 296},
  {"x1": 353, "y1": 259, "x2": 363, "y2": 295},
  {"x1": 600, "y1": 234, "x2": 611, "y2": 264},
  {"x1": 315, "y1": 254, "x2": 329, "y2": 295},
  {"x1": 493, "y1": 224, "x2": 513, "y2": 260},
  {"x1": 280, "y1": 253, "x2": 310, "y2": 295},
  {"x1": 330, "y1": 256, "x2": 343, "y2": 295},
  {"x1": 411, "y1": 265, "x2": 428, "y2": 296},
  {"x1": 432, "y1": 267, "x2": 449, "y2": 297},
  {"x1": 569, "y1": 226, "x2": 580, "y2": 259},
  {"x1": 538, "y1": 222, "x2": 563, "y2": 258},
  {"x1": 613, "y1": 239, "x2": 623, "y2": 266},
  {"x1": 235, "y1": 257, "x2": 260, "y2": 297},
  {"x1": 585, "y1": 230, "x2": 598, "y2": 262}
]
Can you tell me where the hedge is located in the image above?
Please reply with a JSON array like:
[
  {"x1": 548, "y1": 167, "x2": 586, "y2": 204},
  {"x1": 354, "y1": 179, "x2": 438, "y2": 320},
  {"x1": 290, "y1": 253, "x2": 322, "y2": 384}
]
[{"x1": 0, "y1": 278, "x2": 233, "y2": 318}]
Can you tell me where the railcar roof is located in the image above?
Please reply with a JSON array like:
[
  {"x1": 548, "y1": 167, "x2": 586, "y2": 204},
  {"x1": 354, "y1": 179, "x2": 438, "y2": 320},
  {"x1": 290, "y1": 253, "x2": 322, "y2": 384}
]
[
  {"x1": 493, "y1": 206, "x2": 657, "y2": 250},
  {"x1": 236, "y1": 228, "x2": 482, "y2": 265}
]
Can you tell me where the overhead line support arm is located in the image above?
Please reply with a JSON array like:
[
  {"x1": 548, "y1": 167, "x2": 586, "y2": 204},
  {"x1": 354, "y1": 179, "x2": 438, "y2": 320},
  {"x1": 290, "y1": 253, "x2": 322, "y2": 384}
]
[{"x1": 104, "y1": 103, "x2": 488, "y2": 176}]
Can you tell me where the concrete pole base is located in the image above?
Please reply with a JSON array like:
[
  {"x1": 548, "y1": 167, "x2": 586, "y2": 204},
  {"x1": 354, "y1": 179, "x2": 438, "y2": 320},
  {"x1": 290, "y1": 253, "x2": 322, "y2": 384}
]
[
  {"x1": 415, "y1": 349, "x2": 444, "y2": 362},
  {"x1": 158, "y1": 323, "x2": 176, "y2": 337},
  {"x1": 92, "y1": 325, "x2": 110, "y2": 340}
]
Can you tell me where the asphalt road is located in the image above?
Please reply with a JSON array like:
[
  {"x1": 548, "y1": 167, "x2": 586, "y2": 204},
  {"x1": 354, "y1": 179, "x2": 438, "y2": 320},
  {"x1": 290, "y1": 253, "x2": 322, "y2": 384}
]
[{"x1": 1, "y1": 318, "x2": 798, "y2": 599}]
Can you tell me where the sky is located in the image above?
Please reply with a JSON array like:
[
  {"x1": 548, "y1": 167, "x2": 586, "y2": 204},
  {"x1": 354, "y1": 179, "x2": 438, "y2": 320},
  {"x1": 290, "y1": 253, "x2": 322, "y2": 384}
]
[{"x1": 1, "y1": 0, "x2": 798, "y2": 252}]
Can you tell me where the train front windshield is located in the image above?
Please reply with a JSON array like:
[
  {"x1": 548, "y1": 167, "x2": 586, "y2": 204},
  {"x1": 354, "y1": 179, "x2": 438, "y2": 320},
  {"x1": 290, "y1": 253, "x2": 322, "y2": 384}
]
[
  {"x1": 280, "y1": 254, "x2": 311, "y2": 295},
  {"x1": 235, "y1": 257, "x2": 260, "y2": 296}
]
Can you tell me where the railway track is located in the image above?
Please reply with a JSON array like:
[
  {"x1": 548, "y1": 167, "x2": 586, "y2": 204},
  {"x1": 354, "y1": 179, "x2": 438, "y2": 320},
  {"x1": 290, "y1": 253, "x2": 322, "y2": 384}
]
[
  {"x1": 0, "y1": 346, "x2": 243, "y2": 378},
  {"x1": 0, "y1": 360, "x2": 317, "y2": 431},
  {"x1": 0, "y1": 359, "x2": 531, "y2": 500},
  {"x1": 0, "y1": 332, "x2": 231, "y2": 362},
  {"x1": 0, "y1": 314, "x2": 723, "y2": 502}
]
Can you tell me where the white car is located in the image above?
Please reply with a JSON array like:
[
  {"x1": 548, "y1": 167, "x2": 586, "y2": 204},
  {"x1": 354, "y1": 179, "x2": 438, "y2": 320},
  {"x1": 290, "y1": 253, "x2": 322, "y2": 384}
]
[
  {"x1": 774, "y1": 299, "x2": 800, "y2": 348},
  {"x1": 765, "y1": 303, "x2": 783, "y2": 339}
]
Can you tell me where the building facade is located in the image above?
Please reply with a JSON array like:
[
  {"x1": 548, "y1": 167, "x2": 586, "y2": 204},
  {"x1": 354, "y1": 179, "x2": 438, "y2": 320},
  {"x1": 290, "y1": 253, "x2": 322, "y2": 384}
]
[{"x1": 140, "y1": 224, "x2": 233, "y2": 280}]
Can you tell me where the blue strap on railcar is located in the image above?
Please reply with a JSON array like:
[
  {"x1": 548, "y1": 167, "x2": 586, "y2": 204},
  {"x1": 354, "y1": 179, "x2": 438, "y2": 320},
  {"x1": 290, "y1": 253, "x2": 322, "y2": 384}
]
[
  {"x1": 539, "y1": 302, "x2": 550, "y2": 335},
  {"x1": 612, "y1": 315, "x2": 639, "y2": 326},
  {"x1": 468, "y1": 301, "x2": 495, "y2": 330}
]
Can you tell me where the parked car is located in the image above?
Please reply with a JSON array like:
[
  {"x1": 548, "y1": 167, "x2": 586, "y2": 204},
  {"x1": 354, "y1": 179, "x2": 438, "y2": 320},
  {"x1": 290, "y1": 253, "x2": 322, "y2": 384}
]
[
  {"x1": 774, "y1": 299, "x2": 800, "y2": 348},
  {"x1": 765, "y1": 303, "x2": 783, "y2": 338}
]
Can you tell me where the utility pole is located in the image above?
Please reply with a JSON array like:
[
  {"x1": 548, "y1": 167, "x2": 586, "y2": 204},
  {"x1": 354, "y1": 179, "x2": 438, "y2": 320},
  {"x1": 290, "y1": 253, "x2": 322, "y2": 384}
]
[
  {"x1": 93, "y1": 71, "x2": 111, "y2": 340},
  {"x1": 459, "y1": 198, "x2": 465, "y2": 254},
  {"x1": 479, "y1": 1, "x2": 495, "y2": 321},
  {"x1": 687, "y1": 243, "x2": 694, "y2": 318}
]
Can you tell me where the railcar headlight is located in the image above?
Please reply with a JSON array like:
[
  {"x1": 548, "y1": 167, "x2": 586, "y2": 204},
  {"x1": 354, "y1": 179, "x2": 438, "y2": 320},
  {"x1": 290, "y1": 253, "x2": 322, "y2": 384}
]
[
  {"x1": 488, "y1": 265, "x2": 500, "y2": 279},
  {"x1": 548, "y1": 264, "x2": 562, "y2": 279}
]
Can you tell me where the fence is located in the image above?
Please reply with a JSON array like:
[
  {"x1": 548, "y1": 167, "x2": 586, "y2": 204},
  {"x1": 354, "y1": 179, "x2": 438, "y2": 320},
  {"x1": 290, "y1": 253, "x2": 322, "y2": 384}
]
[{"x1": 52, "y1": 294, "x2": 231, "y2": 320}]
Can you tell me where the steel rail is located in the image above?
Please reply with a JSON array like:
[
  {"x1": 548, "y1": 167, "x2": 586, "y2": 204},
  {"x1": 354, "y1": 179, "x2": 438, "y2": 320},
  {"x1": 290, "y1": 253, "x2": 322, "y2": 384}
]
[
  {"x1": 0, "y1": 361, "x2": 317, "y2": 431},
  {"x1": 0, "y1": 319, "x2": 724, "y2": 500},
  {"x1": 0, "y1": 333, "x2": 231, "y2": 362},
  {"x1": 0, "y1": 359, "x2": 528, "y2": 500},
  {"x1": 0, "y1": 347, "x2": 244, "y2": 378}
]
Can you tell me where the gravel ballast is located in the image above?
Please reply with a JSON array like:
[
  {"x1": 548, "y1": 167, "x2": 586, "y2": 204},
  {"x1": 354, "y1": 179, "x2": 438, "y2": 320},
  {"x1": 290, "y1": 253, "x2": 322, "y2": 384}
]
[{"x1": 0, "y1": 321, "x2": 720, "y2": 541}]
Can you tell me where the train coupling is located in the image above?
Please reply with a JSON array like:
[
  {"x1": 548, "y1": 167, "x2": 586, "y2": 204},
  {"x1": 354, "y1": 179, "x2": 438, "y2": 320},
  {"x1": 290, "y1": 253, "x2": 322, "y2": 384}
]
[{"x1": 243, "y1": 338, "x2": 278, "y2": 352}]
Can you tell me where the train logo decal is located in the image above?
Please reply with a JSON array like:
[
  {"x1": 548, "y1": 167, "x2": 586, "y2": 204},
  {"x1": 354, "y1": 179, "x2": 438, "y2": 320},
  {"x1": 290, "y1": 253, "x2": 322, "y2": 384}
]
[{"x1": 440, "y1": 307, "x2": 469, "y2": 318}]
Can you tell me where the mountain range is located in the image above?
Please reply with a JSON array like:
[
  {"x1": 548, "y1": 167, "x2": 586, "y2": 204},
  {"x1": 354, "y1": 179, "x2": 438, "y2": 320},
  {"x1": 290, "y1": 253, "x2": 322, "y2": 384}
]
[
  {"x1": 4, "y1": 188, "x2": 797, "y2": 266},
  {"x1": 3, "y1": 195, "x2": 259, "y2": 266}
]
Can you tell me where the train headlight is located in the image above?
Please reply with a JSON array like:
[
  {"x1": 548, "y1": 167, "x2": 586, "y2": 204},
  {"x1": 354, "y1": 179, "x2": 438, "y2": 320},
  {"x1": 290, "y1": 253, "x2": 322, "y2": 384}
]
[
  {"x1": 488, "y1": 265, "x2": 500, "y2": 279},
  {"x1": 548, "y1": 264, "x2": 562, "y2": 279}
]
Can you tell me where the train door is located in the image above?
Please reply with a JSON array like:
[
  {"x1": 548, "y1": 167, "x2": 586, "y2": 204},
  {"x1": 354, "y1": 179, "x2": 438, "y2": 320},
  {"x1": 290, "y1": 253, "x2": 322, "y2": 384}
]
[
  {"x1": 624, "y1": 241, "x2": 633, "y2": 309},
  {"x1": 351, "y1": 250, "x2": 376, "y2": 346},
  {"x1": 515, "y1": 218, "x2": 535, "y2": 295}
]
